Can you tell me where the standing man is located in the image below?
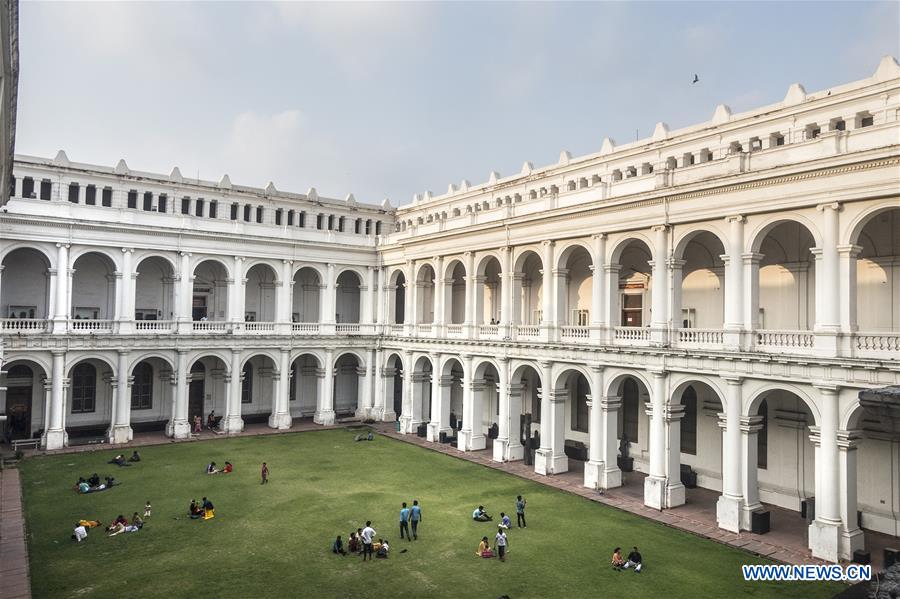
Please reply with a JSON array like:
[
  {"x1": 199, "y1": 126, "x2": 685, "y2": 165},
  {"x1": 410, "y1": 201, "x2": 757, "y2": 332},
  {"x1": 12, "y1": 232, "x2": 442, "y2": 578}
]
[
  {"x1": 399, "y1": 502, "x2": 411, "y2": 541},
  {"x1": 495, "y1": 526, "x2": 508, "y2": 562},
  {"x1": 261, "y1": 462, "x2": 269, "y2": 485},
  {"x1": 410, "y1": 499, "x2": 422, "y2": 540},
  {"x1": 361, "y1": 520, "x2": 376, "y2": 561},
  {"x1": 515, "y1": 495, "x2": 527, "y2": 528}
]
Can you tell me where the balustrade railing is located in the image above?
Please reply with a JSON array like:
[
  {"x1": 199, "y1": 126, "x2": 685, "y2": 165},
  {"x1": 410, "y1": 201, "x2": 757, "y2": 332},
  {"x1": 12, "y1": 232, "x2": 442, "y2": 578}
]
[
  {"x1": 478, "y1": 324, "x2": 499, "y2": 338},
  {"x1": 135, "y1": 320, "x2": 176, "y2": 333},
  {"x1": 854, "y1": 332, "x2": 900, "y2": 356},
  {"x1": 292, "y1": 322, "x2": 320, "y2": 334},
  {"x1": 242, "y1": 322, "x2": 276, "y2": 334},
  {"x1": 560, "y1": 326, "x2": 589, "y2": 340},
  {"x1": 70, "y1": 319, "x2": 115, "y2": 333},
  {"x1": 446, "y1": 324, "x2": 463, "y2": 337},
  {"x1": 417, "y1": 324, "x2": 433, "y2": 335},
  {"x1": 1, "y1": 318, "x2": 48, "y2": 333},
  {"x1": 676, "y1": 328, "x2": 724, "y2": 345},
  {"x1": 336, "y1": 323, "x2": 361, "y2": 334},
  {"x1": 192, "y1": 321, "x2": 230, "y2": 333},
  {"x1": 613, "y1": 326, "x2": 650, "y2": 342},
  {"x1": 389, "y1": 324, "x2": 405, "y2": 335},
  {"x1": 517, "y1": 325, "x2": 540, "y2": 338},
  {"x1": 754, "y1": 329, "x2": 814, "y2": 351}
]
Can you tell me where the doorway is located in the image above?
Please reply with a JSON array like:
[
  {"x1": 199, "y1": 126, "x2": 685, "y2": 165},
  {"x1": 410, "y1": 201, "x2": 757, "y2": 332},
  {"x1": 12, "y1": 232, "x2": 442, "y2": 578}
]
[
  {"x1": 621, "y1": 293, "x2": 643, "y2": 327},
  {"x1": 192, "y1": 296, "x2": 208, "y2": 321},
  {"x1": 4, "y1": 365, "x2": 33, "y2": 439}
]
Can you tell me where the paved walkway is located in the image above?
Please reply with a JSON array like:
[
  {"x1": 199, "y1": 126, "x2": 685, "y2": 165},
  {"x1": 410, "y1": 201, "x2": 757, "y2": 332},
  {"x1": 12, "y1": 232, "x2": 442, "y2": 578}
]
[
  {"x1": 0, "y1": 468, "x2": 30, "y2": 599},
  {"x1": 373, "y1": 424, "x2": 896, "y2": 571}
]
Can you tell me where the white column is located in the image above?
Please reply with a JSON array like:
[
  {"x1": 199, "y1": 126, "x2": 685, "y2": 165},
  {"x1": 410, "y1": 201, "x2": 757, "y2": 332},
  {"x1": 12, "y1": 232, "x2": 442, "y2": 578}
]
[
  {"x1": 373, "y1": 267, "x2": 383, "y2": 327},
  {"x1": 366, "y1": 266, "x2": 377, "y2": 326},
  {"x1": 584, "y1": 364, "x2": 605, "y2": 488},
  {"x1": 743, "y1": 252, "x2": 763, "y2": 334},
  {"x1": 649, "y1": 225, "x2": 669, "y2": 345},
  {"x1": 716, "y1": 377, "x2": 744, "y2": 532},
  {"x1": 373, "y1": 349, "x2": 386, "y2": 420},
  {"x1": 668, "y1": 258, "x2": 685, "y2": 337},
  {"x1": 534, "y1": 360, "x2": 564, "y2": 474},
  {"x1": 499, "y1": 246, "x2": 512, "y2": 338},
  {"x1": 427, "y1": 353, "x2": 443, "y2": 441},
  {"x1": 229, "y1": 256, "x2": 245, "y2": 323},
  {"x1": 170, "y1": 350, "x2": 190, "y2": 439},
  {"x1": 458, "y1": 354, "x2": 475, "y2": 449},
  {"x1": 590, "y1": 234, "x2": 607, "y2": 341},
  {"x1": 492, "y1": 357, "x2": 510, "y2": 462},
  {"x1": 270, "y1": 348, "x2": 292, "y2": 429},
  {"x1": 323, "y1": 263, "x2": 336, "y2": 330},
  {"x1": 362, "y1": 348, "x2": 376, "y2": 418},
  {"x1": 43, "y1": 349, "x2": 68, "y2": 449},
  {"x1": 176, "y1": 252, "x2": 192, "y2": 333},
  {"x1": 110, "y1": 349, "x2": 133, "y2": 444},
  {"x1": 722, "y1": 216, "x2": 745, "y2": 348},
  {"x1": 837, "y1": 245, "x2": 861, "y2": 335},
  {"x1": 815, "y1": 203, "x2": 842, "y2": 355},
  {"x1": 403, "y1": 260, "x2": 413, "y2": 333},
  {"x1": 603, "y1": 264, "x2": 621, "y2": 343},
  {"x1": 506, "y1": 382, "x2": 524, "y2": 461},
  {"x1": 223, "y1": 350, "x2": 244, "y2": 433},
  {"x1": 837, "y1": 430, "x2": 865, "y2": 560},
  {"x1": 809, "y1": 384, "x2": 841, "y2": 562},
  {"x1": 739, "y1": 415, "x2": 764, "y2": 529},
  {"x1": 600, "y1": 395, "x2": 622, "y2": 489},
  {"x1": 463, "y1": 252, "x2": 474, "y2": 335},
  {"x1": 663, "y1": 404, "x2": 686, "y2": 507},
  {"x1": 644, "y1": 369, "x2": 668, "y2": 509},
  {"x1": 52, "y1": 243, "x2": 70, "y2": 333},
  {"x1": 279, "y1": 260, "x2": 293, "y2": 324},
  {"x1": 432, "y1": 256, "x2": 444, "y2": 335},
  {"x1": 540, "y1": 240, "x2": 555, "y2": 340},
  {"x1": 315, "y1": 349, "x2": 336, "y2": 425},
  {"x1": 117, "y1": 248, "x2": 135, "y2": 333}
]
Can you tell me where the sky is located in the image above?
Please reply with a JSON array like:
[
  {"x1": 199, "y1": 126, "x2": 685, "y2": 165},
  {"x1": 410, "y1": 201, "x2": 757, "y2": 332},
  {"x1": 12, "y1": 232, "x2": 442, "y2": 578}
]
[{"x1": 15, "y1": 1, "x2": 900, "y2": 207}]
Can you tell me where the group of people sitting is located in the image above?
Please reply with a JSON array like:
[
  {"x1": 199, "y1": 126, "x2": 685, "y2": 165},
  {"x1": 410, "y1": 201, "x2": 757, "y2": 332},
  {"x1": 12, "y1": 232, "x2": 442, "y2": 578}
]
[
  {"x1": 353, "y1": 432, "x2": 375, "y2": 442},
  {"x1": 205, "y1": 461, "x2": 233, "y2": 475},
  {"x1": 75, "y1": 473, "x2": 116, "y2": 494},
  {"x1": 189, "y1": 497, "x2": 215, "y2": 520},
  {"x1": 106, "y1": 513, "x2": 144, "y2": 536},
  {"x1": 334, "y1": 525, "x2": 389, "y2": 559},
  {"x1": 611, "y1": 547, "x2": 643, "y2": 572},
  {"x1": 108, "y1": 451, "x2": 140, "y2": 467}
]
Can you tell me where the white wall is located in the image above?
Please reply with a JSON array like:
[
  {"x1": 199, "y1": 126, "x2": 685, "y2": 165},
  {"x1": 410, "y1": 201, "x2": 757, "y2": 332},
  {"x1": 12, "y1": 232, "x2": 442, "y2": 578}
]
[
  {"x1": 71, "y1": 254, "x2": 115, "y2": 319},
  {"x1": 1, "y1": 249, "x2": 49, "y2": 318}
]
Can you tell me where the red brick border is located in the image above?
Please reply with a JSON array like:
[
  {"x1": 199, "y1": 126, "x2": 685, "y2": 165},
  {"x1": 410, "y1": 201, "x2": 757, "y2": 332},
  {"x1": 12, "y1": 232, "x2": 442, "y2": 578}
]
[{"x1": 0, "y1": 468, "x2": 31, "y2": 599}]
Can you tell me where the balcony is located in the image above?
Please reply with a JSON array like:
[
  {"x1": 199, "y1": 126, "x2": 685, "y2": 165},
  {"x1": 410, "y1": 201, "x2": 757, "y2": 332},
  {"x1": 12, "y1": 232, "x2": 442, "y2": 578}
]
[
  {"x1": 753, "y1": 329, "x2": 815, "y2": 355},
  {"x1": 192, "y1": 321, "x2": 231, "y2": 334},
  {"x1": 70, "y1": 319, "x2": 116, "y2": 334},
  {"x1": 292, "y1": 323, "x2": 320, "y2": 334},
  {"x1": 675, "y1": 328, "x2": 724, "y2": 349},
  {"x1": 1, "y1": 318, "x2": 49, "y2": 333},
  {"x1": 560, "y1": 326, "x2": 590, "y2": 342},
  {"x1": 613, "y1": 326, "x2": 651, "y2": 345},
  {"x1": 135, "y1": 320, "x2": 177, "y2": 333},
  {"x1": 853, "y1": 332, "x2": 900, "y2": 360}
]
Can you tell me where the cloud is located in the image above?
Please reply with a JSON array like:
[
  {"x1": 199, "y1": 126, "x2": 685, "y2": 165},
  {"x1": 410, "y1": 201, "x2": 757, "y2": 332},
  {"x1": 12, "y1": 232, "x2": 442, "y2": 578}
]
[{"x1": 221, "y1": 109, "x2": 307, "y2": 187}]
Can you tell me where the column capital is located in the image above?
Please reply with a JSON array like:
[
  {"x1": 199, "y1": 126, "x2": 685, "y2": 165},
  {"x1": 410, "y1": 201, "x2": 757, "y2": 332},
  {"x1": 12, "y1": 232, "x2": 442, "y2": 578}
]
[
  {"x1": 741, "y1": 252, "x2": 764, "y2": 264},
  {"x1": 837, "y1": 429, "x2": 863, "y2": 449},
  {"x1": 591, "y1": 233, "x2": 608, "y2": 241},
  {"x1": 725, "y1": 214, "x2": 745, "y2": 224},
  {"x1": 589, "y1": 363, "x2": 605, "y2": 374},
  {"x1": 51, "y1": 348, "x2": 67, "y2": 357},
  {"x1": 176, "y1": 349, "x2": 189, "y2": 356},
  {"x1": 648, "y1": 368, "x2": 667, "y2": 378},
  {"x1": 651, "y1": 224, "x2": 669, "y2": 233},
  {"x1": 836, "y1": 244, "x2": 863, "y2": 257},
  {"x1": 283, "y1": 259, "x2": 293, "y2": 266},
  {"x1": 541, "y1": 239, "x2": 555, "y2": 247},
  {"x1": 55, "y1": 242, "x2": 70, "y2": 249},
  {"x1": 538, "y1": 360, "x2": 553, "y2": 369},
  {"x1": 813, "y1": 382, "x2": 840, "y2": 394},
  {"x1": 739, "y1": 415, "x2": 764, "y2": 432},
  {"x1": 179, "y1": 251, "x2": 191, "y2": 258},
  {"x1": 231, "y1": 348, "x2": 241, "y2": 357},
  {"x1": 816, "y1": 202, "x2": 842, "y2": 212},
  {"x1": 117, "y1": 348, "x2": 129, "y2": 356},
  {"x1": 121, "y1": 247, "x2": 134, "y2": 255},
  {"x1": 721, "y1": 375, "x2": 743, "y2": 385},
  {"x1": 496, "y1": 355, "x2": 509, "y2": 364},
  {"x1": 234, "y1": 256, "x2": 245, "y2": 262},
  {"x1": 498, "y1": 245, "x2": 511, "y2": 254}
]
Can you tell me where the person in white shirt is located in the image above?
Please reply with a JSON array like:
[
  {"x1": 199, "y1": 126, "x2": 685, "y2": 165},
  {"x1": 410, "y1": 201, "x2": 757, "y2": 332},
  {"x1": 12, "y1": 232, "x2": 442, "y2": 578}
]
[
  {"x1": 495, "y1": 528, "x2": 508, "y2": 561},
  {"x1": 72, "y1": 524, "x2": 87, "y2": 542},
  {"x1": 361, "y1": 521, "x2": 377, "y2": 561}
]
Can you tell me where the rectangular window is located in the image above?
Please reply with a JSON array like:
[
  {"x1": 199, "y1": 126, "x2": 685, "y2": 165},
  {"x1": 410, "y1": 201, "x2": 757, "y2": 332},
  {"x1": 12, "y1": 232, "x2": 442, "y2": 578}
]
[
  {"x1": 181, "y1": 197, "x2": 191, "y2": 215},
  {"x1": 243, "y1": 204, "x2": 251, "y2": 222},
  {"x1": 230, "y1": 203, "x2": 239, "y2": 221},
  {"x1": 143, "y1": 192, "x2": 153, "y2": 211},
  {"x1": 299, "y1": 211, "x2": 306, "y2": 228},
  {"x1": 287, "y1": 210, "x2": 294, "y2": 226},
  {"x1": 68, "y1": 184, "x2": 79, "y2": 203},
  {"x1": 680, "y1": 391, "x2": 697, "y2": 455},
  {"x1": 209, "y1": 200, "x2": 217, "y2": 219},
  {"x1": 758, "y1": 401, "x2": 768, "y2": 469},
  {"x1": 859, "y1": 113, "x2": 874, "y2": 128},
  {"x1": 71, "y1": 367, "x2": 96, "y2": 413},
  {"x1": 256, "y1": 206, "x2": 263, "y2": 223},
  {"x1": 22, "y1": 177, "x2": 35, "y2": 198},
  {"x1": 85, "y1": 185, "x2": 97, "y2": 205},
  {"x1": 102, "y1": 188, "x2": 113, "y2": 207},
  {"x1": 375, "y1": 221, "x2": 382, "y2": 235},
  {"x1": 275, "y1": 208, "x2": 283, "y2": 225},
  {"x1": 195, "y1": 199, "x2": 204, "y2": 217},
  {"x1": 158, "y1": 194, "x2": 167, "y2": 213},
  {"x1": 40, "y1": 180, "x2": 52, "y2": 201},
  {"x1": 127, "y1": 190, "x2": 138, "y2": 209},
  {"x1": 317, "y1": 214, "x2": 324, "y2": 230}
]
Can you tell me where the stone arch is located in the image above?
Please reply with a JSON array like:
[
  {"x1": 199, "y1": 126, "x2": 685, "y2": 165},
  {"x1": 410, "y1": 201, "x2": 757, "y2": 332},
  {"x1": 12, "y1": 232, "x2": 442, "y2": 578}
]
[
  {"x1": 133, "y1": 252, "x2": 177, "y2": 275},
  {"x1": 443, "y1": 258, "x2": 466, "y2": 281},
  {"x1": 289, "y1": 348, "x2": 324, "y2": 367},
  {"x1": 604, "y1": 369, "x2": 653, "y2": 400},
  {"x1": 291, "y1": 262, "x2": 326, "y2": 281},
  {"x1": 0, "y1": 242, "x2": 56, "y2": 268},
  {"x1": 65, "y1": 352, "x2": 117, "y2": 376},
  {"x1": 513, "y1": 247, "x2": 543, "y2": 273},
  {"x1": 1, "y1": 247, "x2": 54, "y2": 319},
  {"x1": 672, "y1": 226, "x2": 728, "y2": 261},
  {"x1": 747, "y1": 214, "x2": 823, "y2": 254},
  {"x1": 69, "y1": 247, "x2": 121, "y2": 271},
  {"x1": 243, "y1": 259, "x2": 282, "y2": 283},
  {"x1": 669, "y1": 374, "x2": 726, "y2": 408},
  {"x1": 555, "y1": 240, "x2": 595, "y2": 271},
  {"x1": 241, "y1": 350, "x2": 282, "y2": 372},
  {"x1": 128, "y1": 351, "x2": 175, "y2": 373},
  {"x1": 336, "y1": 266, "x2": 367, "y2": 285},
  {"x1": 333, "y1": 349, "x2": 367, "y2": 370},
  {"x1": 608, "y1": 233, "x2": 655, "y2": 265},
  {"x1": 844, "y1": 202, "x2": 900, "y2": 246},
  {"x1": 186, "y1": 351, "x2": 232, "y2": 374},
  {"x1": 475, "y1": 251, "x2": 503, "y2": 276},
  {"x1": 745, "y1": 383, "x2": 821, "y2": 425},
  {"x1": 552, "y1": 364, "x2": 594, "y2": 393},
  {"x1": 190, "y1": 256, "x2": 232, "y2": 279},
  {"x1": 2, "y1": 353, "x2": 51, "y2": 377}
]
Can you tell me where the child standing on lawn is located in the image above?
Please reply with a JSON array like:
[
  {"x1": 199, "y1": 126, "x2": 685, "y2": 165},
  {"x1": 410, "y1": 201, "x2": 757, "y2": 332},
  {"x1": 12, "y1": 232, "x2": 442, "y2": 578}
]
[{"x1": 261, "y1": 462, "x2": 269, "y2": 484}]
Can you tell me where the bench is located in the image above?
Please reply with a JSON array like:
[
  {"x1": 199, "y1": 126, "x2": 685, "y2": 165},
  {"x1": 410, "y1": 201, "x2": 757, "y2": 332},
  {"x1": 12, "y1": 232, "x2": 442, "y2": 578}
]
[
  {"x1": 564, "y1": 440, "x2": 588, "y2": 461},
  {"x1": 11, "y1": 438, "x2": 40, "y2": 451}
]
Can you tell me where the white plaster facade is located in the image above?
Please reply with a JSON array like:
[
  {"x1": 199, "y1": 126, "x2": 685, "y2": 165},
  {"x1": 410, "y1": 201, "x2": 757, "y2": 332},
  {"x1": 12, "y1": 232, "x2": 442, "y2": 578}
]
[{"x1": 2, "y1": 56, "x2": 900, "y2": 564}]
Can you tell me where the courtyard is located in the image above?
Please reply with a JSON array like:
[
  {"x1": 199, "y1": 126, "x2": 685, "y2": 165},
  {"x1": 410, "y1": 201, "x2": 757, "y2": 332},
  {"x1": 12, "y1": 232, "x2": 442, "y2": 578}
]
[{"x1": 16, "y1": 429, "x2": 842, "y2": 599}]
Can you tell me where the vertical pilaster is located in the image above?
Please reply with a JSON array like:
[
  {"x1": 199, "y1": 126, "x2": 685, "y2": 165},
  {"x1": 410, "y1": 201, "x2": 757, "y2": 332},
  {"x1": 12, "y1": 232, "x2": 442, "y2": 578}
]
[
  {"x1": 373, "y1": 349, "x2": 386, "y2": 420},
  {"x1": 43, "y1": 349, "x2": 68, "y2": 449},
  {"x1": 600, "y1": 395, "x2": 623, "y2": 488},
  {"x1": 541, "y1": 240, "x2": 555, "y2": 341},
  {"x1": 118, "y1": 248, "x2": 135, "y2": 333},
  {"x1": 270, "y1": 348, "x2": 292, "y2": 429},
  {"x1": 722, "y1": 216, "x2": 745, "y2": 348},
  {"x1": 644, "y1": 369, "x2": 668, "y2": 509},
  {"x1": 52, "y1": 243, "x2": 70, "y2": 333},
  {"x1": 739, "y1": 415, "x2": 764, "y2": 530},
  {"x1": 427, "y1": 353, "x2": 443, "y2": 441},
  {"x1": 170, "y1": 349, "x2": 190, "y2": 439},
  {"x1": 176, "y1": 252, "x2": 192, "y2": 333},
  {"x1": 590, "y1": 233, "x2": 607, "y2": 341},
  {"x1": 223, "y1": 350, "x2": 245, "y2": 433},
  {"x1": 492, "y1": 357, "x2": 510, "y2": 462},
  {"x1": 499, "y1": 246, "x2": 512, "y2": 338},
  {"x1": 663, "y1": 404, "x2": 686, "y2": 507},
  {"x1": 650, "y1": 225, "x2": 669, "y2": 345},
  {"x1": 716, "y1": 376, "x2": 745, "y2": 532},
  {"x1": 432, "y1": 256, "x2": 444, "y2": 335},
  {"x1": 315, "y1": 349, "x2": 336, "y2": 425},
  {"x1": 584, "y1": 364, "x2": 605, "y2": 488},
  {"x1": 463, "y1": 252, "x2": 474, "y2": 335},
  {"x1": 110, "y1": 349, "x2": 133, "y2": 444},
  {"x1": 457, "y1": 354, "x2": 475, "y2": 449},
  {"x1": 743, "y1": 252, "x2": 763, "y2": 336},
  {"x1": 814, "y1": 203, "x2": 842, "y2": 355},
  {"x1": 808, "y1": 384, "x2": 841, "y2": 562},
  {"x1": 837, "y1": 430, "x2": 865, "y2": 560}
]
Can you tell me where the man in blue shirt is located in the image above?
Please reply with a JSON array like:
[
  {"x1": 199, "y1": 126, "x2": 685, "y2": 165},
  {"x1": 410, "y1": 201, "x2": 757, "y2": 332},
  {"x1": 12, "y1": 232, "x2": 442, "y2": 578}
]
[
  {"x1": 410, "y1": 499, "x2": 422, "y2": 540},
  {"x1": 399, "y1": 502, "x2": 411, "y2": 541}
]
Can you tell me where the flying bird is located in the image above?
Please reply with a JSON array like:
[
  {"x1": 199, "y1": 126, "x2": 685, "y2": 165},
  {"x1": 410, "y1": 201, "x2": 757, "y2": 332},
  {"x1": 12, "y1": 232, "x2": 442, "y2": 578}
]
[{"x1": 692, "y1": 74, "x2": 699, "y2": 84}]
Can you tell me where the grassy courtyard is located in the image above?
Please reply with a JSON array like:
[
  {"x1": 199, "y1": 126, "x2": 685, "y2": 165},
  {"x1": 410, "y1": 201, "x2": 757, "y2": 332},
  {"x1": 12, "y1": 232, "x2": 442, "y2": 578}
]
[{"x1": 18, "y1": 429, "x2": 841, "y2": 599}]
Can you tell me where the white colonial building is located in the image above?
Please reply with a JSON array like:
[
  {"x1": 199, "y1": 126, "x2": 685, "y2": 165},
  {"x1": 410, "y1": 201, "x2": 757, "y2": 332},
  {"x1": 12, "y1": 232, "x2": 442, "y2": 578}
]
[{"x1": 2, "y1": 56, "x2": 899, "y2": 564}]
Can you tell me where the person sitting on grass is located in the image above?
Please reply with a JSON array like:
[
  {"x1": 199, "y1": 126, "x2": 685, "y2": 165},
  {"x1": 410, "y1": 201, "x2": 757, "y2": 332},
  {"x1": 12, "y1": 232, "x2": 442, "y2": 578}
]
[
  {"x1": 109, "y1": 454, "x2": 131, "y2": 467},
  {"x1": 131, "y1": 513, "x2": 144, "y2": 529},
  {"x1": 348, "y1": 532, "x2": 360, "y2": 554},
  {"x1": 332, "y1": 535, "x2": 347, "y2": 556},
  {"x1": 104, "y1": 476, "x2": 116, "y2": 488},
  {"x1": 611, "y1": 547, "x2": 626, "y2": 570},
  {"x1": 201, "y1": 497, "x2": 215, "y2": 519},
  {"x1": 356, "y1": 528, "x2": 365, "y2": 554},
  {"x1": 472, "y1": 506, "x2": 493, "y2": 522},
  {"x1": 206, "y1": 461, "x2": 218, "y2": 475},
  {"x1": 499, "y1": 512, "x2": 511, "y2": 530},
  {"x1": 128, "y1": 451, "x2": 141, "y2": 462},
  {"x1": 476, "y1": 536, "x2": 493, "y2": 558},
  {"x1": 375, "y1": 539, "x2": 390, "y2": 559},
  {"x1": 189, "y1": 499, "x2": 202, "y2": 519},
  {"x1": 78, "y1": 480, "x2": 90, "y2": 494},
  {"x1": 88, "y1": 473, "x2": 101, "y2": 487},
  {"x1": 72, "y1": 523, "x2": 88, "y2": 542},
  {"x1": 623, "y1": 547, "x2": 642, "y2": 572},
  {"x1": 144, "y1": 501, "x2": 152, "y2": 519},
  {"x1": 221, "y1": 461, "x2": 233, "y2": 474}
]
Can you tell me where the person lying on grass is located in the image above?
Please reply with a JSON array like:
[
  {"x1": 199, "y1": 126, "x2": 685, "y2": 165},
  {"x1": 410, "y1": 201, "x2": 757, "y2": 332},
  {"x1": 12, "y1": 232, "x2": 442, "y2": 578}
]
[
  {"x1": 105, "y1": 515, "x2": 128, "y2": 532},
  {"x1": 476, "y1": 536, "x2": 494, "y2": 558},
  {"x1": 108, "y1": 522, "x2": 140, "y2": 536},
  {"x1": 108, "y1": 454, "x2": 131, "y2": 467},
  {"x1": 78, "y1": 519, "x2": 102, "y2": 529},
  {"x1": 472, "y1": 506, "x2": 493, "y2": 521}
]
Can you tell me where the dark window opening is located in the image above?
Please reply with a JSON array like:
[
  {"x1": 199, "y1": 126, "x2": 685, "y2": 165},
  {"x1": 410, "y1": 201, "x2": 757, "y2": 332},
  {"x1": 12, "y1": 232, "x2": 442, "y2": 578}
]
[
  {"x1": 72, "y1": 363, "x2": 97, "y2": 413},
  {"x1": 680, "y1": 386, "x2": 697, "y2": 455},
  {"x1": 622, "y1": 378, "x2": 640, "y2": 444},
  {"x1": 85, "y1": 185, "x2": 97, "y2": 205},
  {"x1": 243, "y1": 204, "x2": 251, "y2": 222},
  {"x1": 68, "y1": 183, "x2": 80, "y2": 203},
  {"x1": 40, "y1": 180, "x2": 52, "y2": 201},
  {"x1": 299, "y1": 211, "x2": 306, "y2": 228},
  {"x1": 758, "y1": 400, "x2": 768, "y2": 470},
  {"x1": 143, "y1": 192, "x2": 153, "y2": 211},
  {"x1": 127, "y1": 190, "x2": 138, "y2": 209},
  {"x1": 241, "y1": 363, "x2": 253, "y2": 404},
  {"x1": 209, "y1": 200, "x2": 217, "y2": 219},
  {"x1": 181, "y1": 198, "x2": 191, "y2": 215},
  {"x1": 230, "y1": 203, "x2": 239, "y2": 221},
  {"x1": 256, "y1": 206, "x2": 263, "y2": 224},
  {"x1": 287, "y1": 210, "x2": 294, "y2": 226},
  {"x1": 275, "y1": 208, "x2": 283, "y2": 226},
  {"x1": 130, "y1": 362, "x2": 153, "y2": 410},
  {"x1": 101, "y1": 188, "x2": 113, "y2": 207},
  {"x1": 22, "y1": 177, "x2": 35, "y2": 198},
  {"x1": 375, "y1": 221, "x2": 382, "y2": 235},
  {"x1": 195, "y1": 199, "x2": 204, "y2": 217},
  {"x1": 158, "y1": 194, "x2": 167, "y2": 213}
]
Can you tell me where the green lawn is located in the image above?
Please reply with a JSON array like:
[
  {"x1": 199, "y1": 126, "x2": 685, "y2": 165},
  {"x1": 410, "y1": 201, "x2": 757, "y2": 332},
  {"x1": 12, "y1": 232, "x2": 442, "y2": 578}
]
[{"x1": 18, "y1": 429, "x2": 841, "y2": 599}]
